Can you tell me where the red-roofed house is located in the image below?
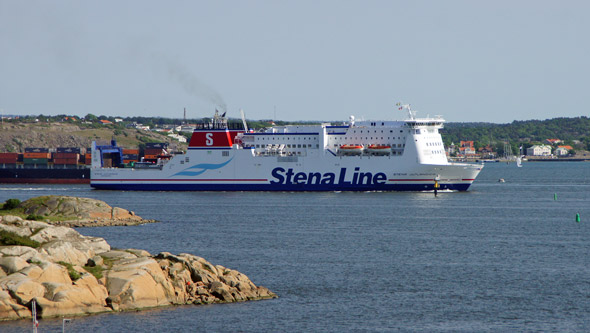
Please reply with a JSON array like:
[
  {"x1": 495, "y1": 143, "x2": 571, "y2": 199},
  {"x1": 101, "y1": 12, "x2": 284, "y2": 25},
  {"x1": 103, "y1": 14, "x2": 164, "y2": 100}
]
[{"x1": 555, "y1": 145, "x2": 573, "y2": 156}]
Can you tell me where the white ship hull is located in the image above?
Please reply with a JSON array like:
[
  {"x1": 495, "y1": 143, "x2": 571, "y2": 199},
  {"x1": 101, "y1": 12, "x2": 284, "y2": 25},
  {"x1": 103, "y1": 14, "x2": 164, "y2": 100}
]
[{"x1": 91, "y1": 107, "x2": 483, "y2": 191}]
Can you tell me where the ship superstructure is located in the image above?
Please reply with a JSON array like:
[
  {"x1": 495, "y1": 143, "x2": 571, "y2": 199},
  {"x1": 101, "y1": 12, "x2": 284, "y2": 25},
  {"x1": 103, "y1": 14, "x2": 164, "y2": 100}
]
[{"x1": 91, "y1": 106, "x2": 483, "y2": 191}]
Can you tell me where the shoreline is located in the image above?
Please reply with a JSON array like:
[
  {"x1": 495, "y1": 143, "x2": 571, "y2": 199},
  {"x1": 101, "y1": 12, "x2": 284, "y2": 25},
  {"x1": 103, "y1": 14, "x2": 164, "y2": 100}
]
[{"x1": 0, "y1": 196, "x2": 277, "y2": 321}]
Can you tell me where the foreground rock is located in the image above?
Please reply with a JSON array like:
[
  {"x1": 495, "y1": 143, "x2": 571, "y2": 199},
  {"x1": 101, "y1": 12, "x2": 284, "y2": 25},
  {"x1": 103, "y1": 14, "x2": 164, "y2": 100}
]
[
  {"x1": 0, "y1": 215, "x2": 276, "y2": 321},
  {"x1": 18, "y1": 195, "x2": 157, "y2": 227}
]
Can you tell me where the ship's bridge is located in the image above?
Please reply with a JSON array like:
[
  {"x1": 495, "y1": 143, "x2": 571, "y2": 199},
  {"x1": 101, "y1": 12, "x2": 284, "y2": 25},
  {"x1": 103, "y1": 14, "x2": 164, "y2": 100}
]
[{"x1": 404, "y1": 116, "x2": 445, "y2": 129}]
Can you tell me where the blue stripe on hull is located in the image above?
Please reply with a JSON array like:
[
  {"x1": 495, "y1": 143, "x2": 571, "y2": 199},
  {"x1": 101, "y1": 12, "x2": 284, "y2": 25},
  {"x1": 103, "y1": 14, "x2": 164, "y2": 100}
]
[{"x1": 91, "y1": 183, "x2": 472, "y2": 192}]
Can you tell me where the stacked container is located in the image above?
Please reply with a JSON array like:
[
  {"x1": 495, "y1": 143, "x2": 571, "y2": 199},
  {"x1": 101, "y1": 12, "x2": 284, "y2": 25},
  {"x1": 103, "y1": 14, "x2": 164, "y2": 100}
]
[
  {"x1": 24, "y1": 148, "x2": 50, "y2": 165},
  {"x1": 122, "y1": 149, "x2": 139, "y2": 164},
  {"x1": 53, "y1": 147, "x2": 80, "y2": 165},
  {"x1": 143, "y1": 143, "x2": 169, "y2": 161},
  {"x1": 85, "y1": 148, "x2": 92, "y2": 165},
  {"x1": 0, "y1": 153, "x2": 18, "y2": 165}
]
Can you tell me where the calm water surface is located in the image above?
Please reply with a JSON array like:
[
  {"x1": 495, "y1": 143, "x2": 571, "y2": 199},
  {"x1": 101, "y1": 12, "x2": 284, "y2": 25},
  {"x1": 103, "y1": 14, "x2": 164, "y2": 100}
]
[{"x1": 1, "y1": 162, "x2": 590, "y2": 332}]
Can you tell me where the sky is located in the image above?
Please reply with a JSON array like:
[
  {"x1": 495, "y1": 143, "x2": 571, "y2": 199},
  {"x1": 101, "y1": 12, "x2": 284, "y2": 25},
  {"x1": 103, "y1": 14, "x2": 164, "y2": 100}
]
[{"x1": 1, "y1": 0, "x2": 589, "y2": 123}]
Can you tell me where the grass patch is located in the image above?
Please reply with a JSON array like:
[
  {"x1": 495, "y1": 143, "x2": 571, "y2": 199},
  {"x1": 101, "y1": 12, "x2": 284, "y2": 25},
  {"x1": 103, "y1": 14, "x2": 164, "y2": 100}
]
[
  {"x1": 57, "y1": 261, "x2": 81, "y2": 281},
  {"x1": 83, "y1": 265, "x2": 104, "y2": 280},
  {"x1": 0, "y1": 230, "x2": 40, "y2": 248},
  {"x1": 26, "y1": 214, "x2": 45, "y2": 221},
  {"x1": 100, "y1": 256, "x2": 116, "y2": 270}
]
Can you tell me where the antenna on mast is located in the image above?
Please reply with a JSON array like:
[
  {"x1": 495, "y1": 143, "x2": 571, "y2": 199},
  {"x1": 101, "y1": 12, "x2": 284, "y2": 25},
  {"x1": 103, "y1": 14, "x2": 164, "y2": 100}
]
[
  {"x1": 396, "y1": 102, "x2": 415, "y2": 120},
  {"x1": 240, "y1": 109, "x2": 248, "y2": 131}
]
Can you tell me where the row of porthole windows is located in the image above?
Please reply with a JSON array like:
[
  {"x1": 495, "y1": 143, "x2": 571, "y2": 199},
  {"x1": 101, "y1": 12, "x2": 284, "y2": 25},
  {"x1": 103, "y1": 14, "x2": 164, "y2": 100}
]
[
  {"x1": 255, "y1": 144, "x2": 317, "y2": 148},
  {"x1": 332, "y1": 144, "x2": 405, "y2": 148},
  {"x1": 352, "y1": 130, "x2": 404, "y2": 134},
  {"x1": 333, "y1": 136, "x2": 404, "y2": 141},
  {"x1": 257, "y1": 137, "x2": 317, "y2": 141},
  {"x1": 426, "y1": 142, "x2": 443, "y2": 146},
  {"x1": 431, "y1": 150, "x2": 444, "y2": 155}
]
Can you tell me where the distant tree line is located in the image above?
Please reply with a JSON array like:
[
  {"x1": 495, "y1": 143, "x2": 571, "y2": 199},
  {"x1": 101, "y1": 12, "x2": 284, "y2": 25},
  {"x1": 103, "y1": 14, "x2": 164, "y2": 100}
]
[
  {"x1": 7, "y1": 113, "x2": 590, "y2": 153},
  {"x1": 441, "y1": 116, "x2": 590, "y2": 154}
]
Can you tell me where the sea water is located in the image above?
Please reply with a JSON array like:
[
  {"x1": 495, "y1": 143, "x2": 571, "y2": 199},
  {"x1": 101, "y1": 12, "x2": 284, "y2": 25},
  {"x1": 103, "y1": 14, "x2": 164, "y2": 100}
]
[{"x1": 1, "y1": 162, "x2": 590, "y2": 331}]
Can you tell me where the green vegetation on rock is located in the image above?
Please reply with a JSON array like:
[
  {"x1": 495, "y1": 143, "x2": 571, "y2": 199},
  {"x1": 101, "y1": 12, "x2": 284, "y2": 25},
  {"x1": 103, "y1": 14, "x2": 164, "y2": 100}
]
[
  {"x1": 0, "y1": 230, "x2": 41, "y2": 248},
  {"x1": 1, "y1": 198, "x2": 21, "y2": 210},
  {"x1": 83, "y1": 265, "x2": 104, "y2": 280},
  {"x1": 58, "y1": 261, "x2": 81, "y2": 281}
]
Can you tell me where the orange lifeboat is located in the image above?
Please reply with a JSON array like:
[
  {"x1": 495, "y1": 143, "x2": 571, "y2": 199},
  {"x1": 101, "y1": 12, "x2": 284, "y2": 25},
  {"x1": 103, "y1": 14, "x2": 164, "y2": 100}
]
[
  {"x1": 338, "y1": 144, "x2": 364, "y2": 155},
  {"x1": 366, "y1": 144, "x2": 391, "y2": 155}
]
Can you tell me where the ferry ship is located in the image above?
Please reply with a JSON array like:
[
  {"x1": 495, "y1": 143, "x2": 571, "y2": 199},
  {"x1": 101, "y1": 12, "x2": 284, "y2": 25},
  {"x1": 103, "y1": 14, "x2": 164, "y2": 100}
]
[{"x1": 90, "y1": 105, "x2": 483, "y2": 191}]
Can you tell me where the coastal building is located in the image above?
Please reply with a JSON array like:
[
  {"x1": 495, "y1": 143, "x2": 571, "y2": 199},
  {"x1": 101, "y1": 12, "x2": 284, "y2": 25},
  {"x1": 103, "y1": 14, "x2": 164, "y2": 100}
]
[
  {"x1": 546, "y1": 139, "x2": 561, "y2": 145},
  {"x1": 459, "y1": 141, "x2": 476, "y2": 156},
  {"x1": 555, "y1": 145, "x2": 573, "y2": 156},
  {"x1": 478, "y1": 145, "x2": 496, "y2": 159},
  {"x1": 526, "y1": 144, "x2": 552, "y2": 156}
]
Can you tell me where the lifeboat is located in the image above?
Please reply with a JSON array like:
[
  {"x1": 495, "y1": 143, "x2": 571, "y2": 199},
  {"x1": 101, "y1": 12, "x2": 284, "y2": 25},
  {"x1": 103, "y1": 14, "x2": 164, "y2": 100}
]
[
  {"x1": 338, "y1": 144, "x2": 364, "y2": 155},
  {"x1": 366, "y1": 144, "x2": 391, "y2": 155}
]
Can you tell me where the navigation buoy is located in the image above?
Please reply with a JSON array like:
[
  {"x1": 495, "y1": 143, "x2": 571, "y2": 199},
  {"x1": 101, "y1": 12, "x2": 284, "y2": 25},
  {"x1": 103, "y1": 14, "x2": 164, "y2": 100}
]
[
  {"x1": 576, "y1": 213, "x2": 581, "y2": 223},
  {"x1": 434, "y1": 175, "x2": 440, "y2": 197},
  {"x1": 554, "y1": 193, "x2": 557, "y2": 201}
]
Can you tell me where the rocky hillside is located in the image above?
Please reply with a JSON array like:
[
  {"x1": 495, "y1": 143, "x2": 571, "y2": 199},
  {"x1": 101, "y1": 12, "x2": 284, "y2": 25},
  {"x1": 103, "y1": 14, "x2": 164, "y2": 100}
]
[
  {"x1": 5, "y1": 196, "x2": 155, "y2": 227},
  {"x1": 0, "y1": 214, "x2": 276, "y2": 321},
  {"x1": 0, "y1": 122, "x2": 187, "y2": 152}
]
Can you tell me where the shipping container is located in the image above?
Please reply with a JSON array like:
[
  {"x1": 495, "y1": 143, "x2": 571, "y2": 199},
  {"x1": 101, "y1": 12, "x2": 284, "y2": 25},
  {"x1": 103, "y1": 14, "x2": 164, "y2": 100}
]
[
  {"x1": 123, "y1": 149, "x2": 139, "y2": 155},
  {"x1": 143, "y1": 154, "x2": 159, "y2": 160},
  {"x1": 85, "y1": 154, "x2": 92, "y2": 165},
  {"x1": 56, "y1": 147, "x2": 81, "y2": 154},
  {"x1": 0, "y1": 154, "x2": 19, "y2": 164},
  {"x1": 53, "y1": 158, "x2": 79, "y2": 165},
  {"x1": 25, "y1": 147, "x2": 49, "y2": 153},
  {"x1": 23, "y1": 152, "x2": 51, "y2": 159},
  {"x1": 23, "y1": 158, "x2": 49, "y2": 165},
  {"x1": 122, "y1": 154, "x2": 138, "y2": 160},
  {"x1": 53, "y1": 152, "x2": 80, "y2": 159}
]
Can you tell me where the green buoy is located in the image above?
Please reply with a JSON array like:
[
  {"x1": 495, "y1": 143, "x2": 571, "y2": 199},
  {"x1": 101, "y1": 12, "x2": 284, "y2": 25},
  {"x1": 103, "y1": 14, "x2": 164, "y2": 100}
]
[
  {"x1": 554, "y1": 193, "x2": 557, "y2": 201},
  {"x1": 576, "y1": 213, "x2": 581, "y2": 223}
]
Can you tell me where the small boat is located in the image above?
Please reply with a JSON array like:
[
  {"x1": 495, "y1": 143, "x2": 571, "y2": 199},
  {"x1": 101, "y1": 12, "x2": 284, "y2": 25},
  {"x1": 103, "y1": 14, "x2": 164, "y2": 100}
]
[
  {"x1": 366, "y1": 144, "x2": 392, "y2": 155},
  {"x1": 516, "y1": 156, "x2": 522, "y2": 167},
  {"x1": 338, "y1": 144, "x2": 364, "y2": 155},
  {"x1": 498, "y1": 178, "x2": 505, "y2": 183}
]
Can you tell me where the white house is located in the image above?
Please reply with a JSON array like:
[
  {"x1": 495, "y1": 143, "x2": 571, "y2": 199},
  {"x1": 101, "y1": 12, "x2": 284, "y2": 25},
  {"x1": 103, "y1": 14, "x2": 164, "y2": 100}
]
[
  {"x1": 554, "y1": 147, "x2": 569, "y2": 156},
  {"x1": 554, "y1": 145, "x2": 573, "y2": 157},
  {"x1": 526, "y1": 145, "x2": 552, "y2": 156}
]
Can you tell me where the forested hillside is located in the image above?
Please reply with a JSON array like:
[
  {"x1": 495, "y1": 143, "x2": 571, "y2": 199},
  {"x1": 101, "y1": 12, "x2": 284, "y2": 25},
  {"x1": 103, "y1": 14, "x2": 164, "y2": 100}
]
[{"x1": 441, "y1": 117, "x2": 590, "y2": 154}]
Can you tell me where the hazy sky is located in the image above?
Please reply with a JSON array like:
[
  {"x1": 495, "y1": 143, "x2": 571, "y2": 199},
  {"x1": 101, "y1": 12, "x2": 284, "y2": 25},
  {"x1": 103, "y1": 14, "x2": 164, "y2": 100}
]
[{"x1": 1, "y1": 1, "x2": 588, "y2": 123}]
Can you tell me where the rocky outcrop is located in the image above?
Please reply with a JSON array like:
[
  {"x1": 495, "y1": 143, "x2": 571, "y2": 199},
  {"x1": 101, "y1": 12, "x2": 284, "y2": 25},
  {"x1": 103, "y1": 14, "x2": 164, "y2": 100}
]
[
  {"x1": 17, "y1": 196, "x2": 157, "y2": 227},
  {"x1": 0, "y1": 215, "x2": 276, "y2": 321}
]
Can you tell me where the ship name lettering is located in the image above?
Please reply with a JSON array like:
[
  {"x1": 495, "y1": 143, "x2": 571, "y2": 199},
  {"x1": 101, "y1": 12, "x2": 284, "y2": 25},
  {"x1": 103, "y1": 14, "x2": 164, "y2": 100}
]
[
  {"x1": 205, "y1": 133, "x2": 213, "y2": 146},
  {"x1": 270, "y1": 167, "x2": 386, "y2": 186}
]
